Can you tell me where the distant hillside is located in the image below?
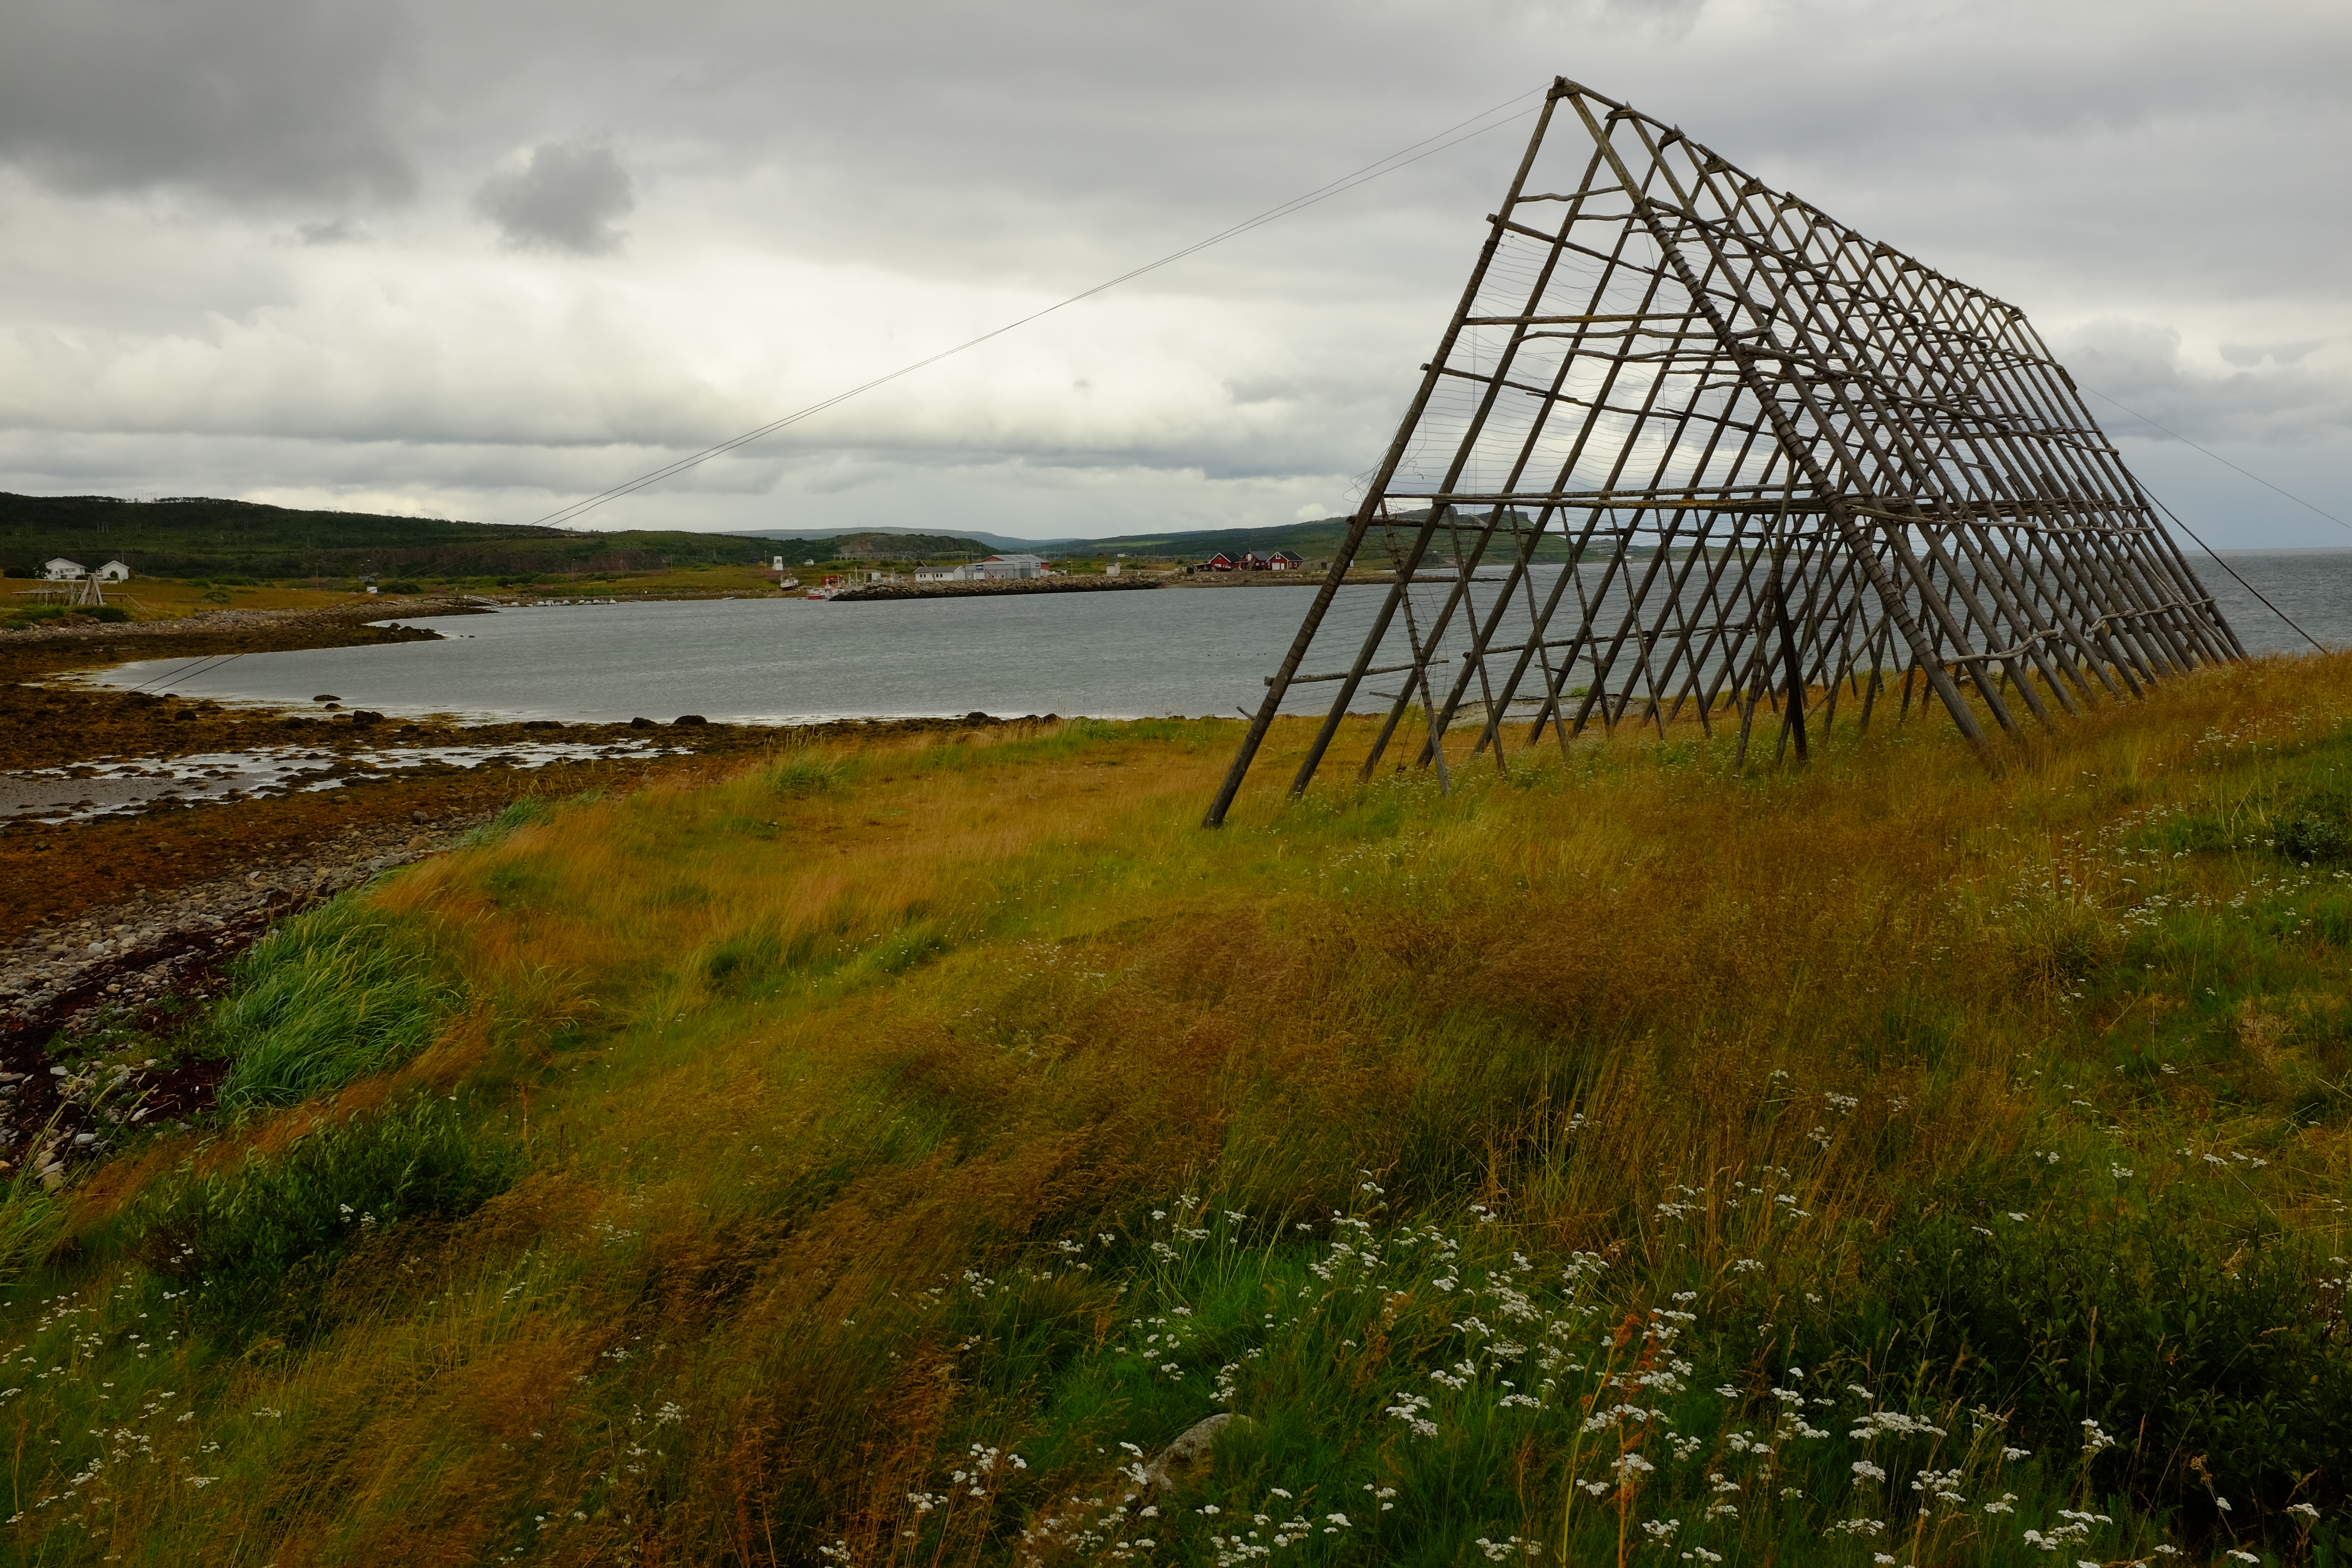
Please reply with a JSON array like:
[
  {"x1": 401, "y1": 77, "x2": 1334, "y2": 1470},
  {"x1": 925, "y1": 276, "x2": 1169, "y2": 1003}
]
[
  {"x1": 726, "y1": 527, "x2": 1063, "y2": 555},
  {"x1": 0, "y1": 493, "x2": 1577, "y2": 581},
  {"x1": 0, "y1": 494, "x2": 775, "y2": 578},
  {"x1": 1079, "y1": 513, "x2": 1574, "y2": 563},
  {"x1": 734, "y1": 514, "x2": 1576, "y2": 564},
  {"x1": 753, "y1": 532, "x2": 998, "y2": 562}
]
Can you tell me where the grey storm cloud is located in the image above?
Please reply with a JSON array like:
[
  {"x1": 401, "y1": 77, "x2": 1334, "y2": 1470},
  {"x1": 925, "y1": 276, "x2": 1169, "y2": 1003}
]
[
  {"x1": 0, "y1": 0, "x2": 412, "y2": 203},
  {"x1": 295, "y1": 217, "x2": 366, "y2": 246},
  {"x1": 0, "y1": 0, "x2": 2344, "y2": 544},
  {"x1": 473, "y1": 140, "x2": 637, "y2": 255}
]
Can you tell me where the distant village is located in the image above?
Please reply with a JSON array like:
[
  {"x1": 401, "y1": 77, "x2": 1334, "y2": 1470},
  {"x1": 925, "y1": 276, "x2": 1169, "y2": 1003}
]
[
  {"x1": 14, "y1": 543, "x2": 1330, "y2": 615},
  {"x1": 39, "y1": 557, "x2": 132, "y2": 583},
  {"x1": 770, "y1": 546, "x2": 1311, "y2": 593},
  {"x1": 12, "y1": 555, "x2": 134, "y2": 611},
  {"x1": 909, "y1": 548, "x2": 1306, "y2": 579},
  {"x1": 776, "y1": 548, "x2": 1304, "y2": 576}
]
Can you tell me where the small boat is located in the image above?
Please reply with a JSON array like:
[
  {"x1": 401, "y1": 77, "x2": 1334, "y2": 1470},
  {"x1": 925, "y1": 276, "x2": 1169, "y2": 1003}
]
[{"x1": 807, "y1": 574, "x2": 847, "y2": 601}]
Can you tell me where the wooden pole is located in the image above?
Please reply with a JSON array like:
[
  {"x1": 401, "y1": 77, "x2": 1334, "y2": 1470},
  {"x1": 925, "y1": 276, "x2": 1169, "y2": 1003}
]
[{"x1": 1209, "y1": 79, "x2": 2239, "y2": 820}]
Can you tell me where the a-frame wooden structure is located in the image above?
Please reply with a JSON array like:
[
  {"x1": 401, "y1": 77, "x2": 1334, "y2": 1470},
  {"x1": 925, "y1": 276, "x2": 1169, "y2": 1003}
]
[{"x1": 1206, "y1": 79, "x2": 2240, "y2": 825}]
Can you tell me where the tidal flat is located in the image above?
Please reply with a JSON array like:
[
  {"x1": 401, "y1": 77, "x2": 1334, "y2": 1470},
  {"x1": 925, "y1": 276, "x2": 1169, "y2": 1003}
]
[{"x1": 0, "y1": 623, "x2": 2348, "y2": 1565}]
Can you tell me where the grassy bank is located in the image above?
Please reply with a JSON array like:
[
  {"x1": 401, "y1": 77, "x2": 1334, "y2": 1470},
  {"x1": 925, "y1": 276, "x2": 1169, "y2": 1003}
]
[
  {"x1": 3, "y1": 567, "x2": 796, "y2": 629},
  {"x1": 6, "y1": 658, "x2": 2352, "y2": 1564}
]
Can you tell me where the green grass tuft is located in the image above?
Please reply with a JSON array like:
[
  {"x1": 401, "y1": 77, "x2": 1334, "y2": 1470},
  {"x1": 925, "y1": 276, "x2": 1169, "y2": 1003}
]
[
  {"x1": 766, "y1": 751, "x2": 850, "y2": 798},
  {"x1": 128, "y1": 1096, "x2": 523, "y2": 1337},
  {"x1": 208, "y1": 898, "x2": 461, "y2": 1109}
]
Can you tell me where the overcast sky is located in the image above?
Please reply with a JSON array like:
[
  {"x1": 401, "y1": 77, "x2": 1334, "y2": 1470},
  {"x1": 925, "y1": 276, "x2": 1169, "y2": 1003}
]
[{"x1": 1, "y1": 0, "x2": 2345, "y2": 546}]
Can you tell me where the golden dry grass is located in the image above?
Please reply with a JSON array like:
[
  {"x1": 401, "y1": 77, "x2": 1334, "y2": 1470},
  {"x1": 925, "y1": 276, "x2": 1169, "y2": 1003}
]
[{"x1": 8, "y1": 658, "x2": 2352, "y2": 1564}]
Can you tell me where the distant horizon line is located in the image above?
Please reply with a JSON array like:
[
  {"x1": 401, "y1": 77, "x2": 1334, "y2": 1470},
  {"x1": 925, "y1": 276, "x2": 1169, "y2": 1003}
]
[{"x1": 12, "y1": 490, "x2": 2350, "y2": 556}]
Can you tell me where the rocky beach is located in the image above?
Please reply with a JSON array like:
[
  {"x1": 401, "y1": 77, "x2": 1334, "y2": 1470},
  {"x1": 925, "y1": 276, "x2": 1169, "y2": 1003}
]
[{"x1": 0, "y1": 600, "x2": 1030, "y2": 1177}]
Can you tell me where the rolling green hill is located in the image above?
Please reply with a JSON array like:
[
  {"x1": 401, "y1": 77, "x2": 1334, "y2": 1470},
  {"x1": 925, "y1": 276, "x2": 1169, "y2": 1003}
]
[
  {"x1": 2, "y1": 492, "x2": 1570, "y2": 582},
  {"x1": 735, "y1": 513, "x2": 1581, "y2": 564},
  {"x1": 762, "y1": 531, "x2": 998, "y2": 562},
  {"x1": 0, "y1": 494, "x2": 775, "y2": 580}
]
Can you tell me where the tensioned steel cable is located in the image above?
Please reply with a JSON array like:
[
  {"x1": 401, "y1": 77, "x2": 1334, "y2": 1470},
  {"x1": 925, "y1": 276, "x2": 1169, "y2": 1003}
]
[
  {"x1": 2085, "y1": 387, "x2": 2352, "y2": 534},
  {"x1": 2083, "y1": 385, "x2": 2340, "y2": 651},
  {"x1": 526, "y1": 91, "x2": 1548, "y2": 530},
  {"x1": 124, "y1": 649, "x2": 245, "y2": 693},
  {"x1": 2146, "y1": 497, "x2": 2328, "y2": 654}
]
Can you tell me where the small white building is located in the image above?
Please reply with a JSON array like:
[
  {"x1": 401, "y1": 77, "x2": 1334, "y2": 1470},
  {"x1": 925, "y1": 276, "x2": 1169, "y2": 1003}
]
[
  {"x1": 972, "y1": 553, "x2": 1047, "y2": 581},
  {"x1": 43, "y1": 558, "x2": 86, "y2": 582},
  {"x1": 94, "y1": 560, "x2": 131, "y2": 582}
]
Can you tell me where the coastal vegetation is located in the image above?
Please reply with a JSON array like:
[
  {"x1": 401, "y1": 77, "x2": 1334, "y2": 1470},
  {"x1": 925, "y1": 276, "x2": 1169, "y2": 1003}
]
[
  {"x1": 0, "y1": 492, "x2": 1102, "y2": 612},
  {"x1": 0, "y1": 493, "x2": 778, "y2": 584},
  {"x1": 5, "y1": 655, "x2": 2352, "y2": 1563},
  {"x1": 3, "y1": 491, "x2": 1581, "y2": 600},
  {"x1": 1, "y1": 568, "x2": 819, "y2": 631}
]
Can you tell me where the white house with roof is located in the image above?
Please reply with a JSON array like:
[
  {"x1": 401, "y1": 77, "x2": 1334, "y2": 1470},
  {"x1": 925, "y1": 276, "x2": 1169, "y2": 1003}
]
[
  {"x1": 43, "y1": 558, "x2": 86, "y2": 581},
  {"x1": 94, "y1": 560, "x2": 131, "y2": 581}
]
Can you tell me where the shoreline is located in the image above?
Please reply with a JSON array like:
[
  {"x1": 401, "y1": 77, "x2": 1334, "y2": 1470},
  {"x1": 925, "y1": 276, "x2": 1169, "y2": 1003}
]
[
  {"x1": 0, "y1": 601, "x2": 1082, "y2": 1158},
  {"x1": 830, "y1": 575, "x2": 1165, "y2": 601}
]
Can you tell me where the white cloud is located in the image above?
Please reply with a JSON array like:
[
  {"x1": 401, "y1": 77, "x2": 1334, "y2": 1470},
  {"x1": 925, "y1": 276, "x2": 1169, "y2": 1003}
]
[
  {"x1": 0, "y1": 0, "x2": 2344, "y2": 543},
  {"x1": 2055, "y1": 318, "x2": 2352, "y2": 445}
]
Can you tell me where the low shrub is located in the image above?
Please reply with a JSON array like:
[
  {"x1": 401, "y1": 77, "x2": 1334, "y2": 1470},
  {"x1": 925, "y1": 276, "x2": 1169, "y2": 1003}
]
[
  {"x1": 1837, "y1": 1201, "x2": 2352, "y2": 1531},
  {"x1": 132, "y1": 1097, "x2": 522, "y2": 1335},
  {"x1": 2277, "y1": 809, "x2": 2350, "y2": 864}
]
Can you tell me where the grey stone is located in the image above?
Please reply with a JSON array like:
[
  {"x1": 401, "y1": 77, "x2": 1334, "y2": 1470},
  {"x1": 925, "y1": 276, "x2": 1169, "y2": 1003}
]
[{"x1": 1138, "y1": 1413, "x2": 1250, "y2": 1497}]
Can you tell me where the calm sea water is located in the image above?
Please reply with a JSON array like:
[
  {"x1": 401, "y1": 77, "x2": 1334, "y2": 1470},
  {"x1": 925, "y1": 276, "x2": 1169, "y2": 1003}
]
[
  {"x1": 89, "y1": 551, "x2": 2352, "y2": 726},
  {"x1": 2200, "y1": 550, "x2": 2352, "y2": 656}
]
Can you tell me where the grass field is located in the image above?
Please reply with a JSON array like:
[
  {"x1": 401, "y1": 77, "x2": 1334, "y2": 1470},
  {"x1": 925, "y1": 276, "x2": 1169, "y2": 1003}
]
[
  {"x1": 3, "y1": 566, "x2": 801, "y2": 629},
  {"x1": 7, "y1": 656, "x2": 2352, "y2": 1565},
  {"x1": 4, "y1": 579, "x2": 369, "y2": 623}
]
